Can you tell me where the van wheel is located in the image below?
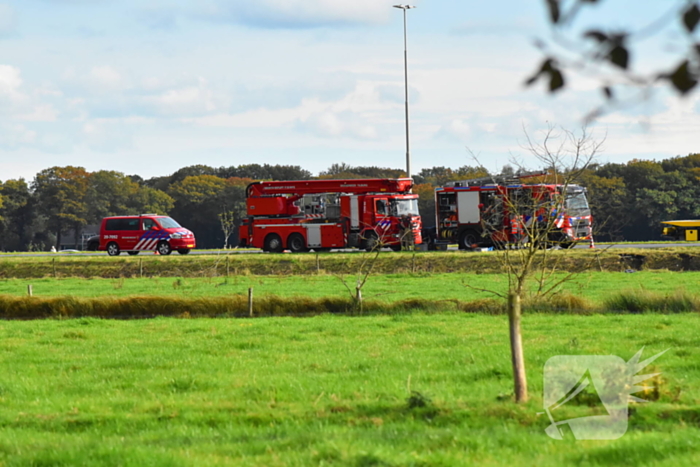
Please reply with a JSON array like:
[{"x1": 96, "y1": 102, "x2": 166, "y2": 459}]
[
  {"x1": 157, "y1": 242, "x2": 172, "y2": 256},
  {"x1": 107, "y1": 242, "x2": 120, "y2": 256},
  {"x1": 127, "y1": 251, "x2": 139, "y2": 256},
  {"x1": 264, "y1": 234, "x2": 283, "y2": 253},
  {"x1": 287, "y1": 233, "x2": 308, "y2": 253},
  {"x1": 177, "y1": 249, "x2": 191, "y2": 255}
]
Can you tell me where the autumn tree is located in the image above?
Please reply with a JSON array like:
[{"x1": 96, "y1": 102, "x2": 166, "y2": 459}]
[
  {"x1": 33, "y1": 166, "x2": 90, "y2": 249},
  {"x1": 0, "y1": 179, "x2": 40, "y2": 251}
]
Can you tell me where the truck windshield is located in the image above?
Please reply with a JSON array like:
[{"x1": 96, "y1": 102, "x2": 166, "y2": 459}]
[
  {"x1": 391, "y1": 199, "x2": 420, "y2": 216},
  {"x1": 565, "y1": 190, "x2": 591, "y2": 216},
  {"x1": 157, "y1": 217, "x2": 182, "y2": 229}
]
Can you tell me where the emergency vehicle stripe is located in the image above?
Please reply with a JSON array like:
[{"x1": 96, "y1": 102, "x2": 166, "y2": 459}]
[{"x1": 134, "y1": 230, "x2": 170, "y2": 250}]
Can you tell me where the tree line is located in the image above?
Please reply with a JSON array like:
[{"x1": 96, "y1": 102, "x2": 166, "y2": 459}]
[{"x1": 0, "y1": 155, "x2": 698, "y2": 251}]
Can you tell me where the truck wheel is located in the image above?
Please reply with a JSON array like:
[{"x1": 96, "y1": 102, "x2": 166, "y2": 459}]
[
  {"x1": 390, "y1": 245, "x2": 402, "y2": 252},
  {"x1": 459, "y1": 230, "x2": 479, "y2": 250},
  {"x1": 127, "y1": 251, "x2": 139, "y2": 256},
  {"x1": 287, "y1": 233, "x2": 308, "y2": 253},
  {"x1": 157, "y1": 241, "x2": 172, "y2": 255},
  {"x1": 177, "y1": 249, "x2": 191, "y2": 255},
  {"x1": 264, "y1": 234, "x2": 284, "y2": 253},
  {"x1": 363, "y1": 231, "x2": 380, "y2": 252}
]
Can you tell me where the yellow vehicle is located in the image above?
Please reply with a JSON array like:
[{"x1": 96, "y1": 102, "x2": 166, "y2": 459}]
[{"x1": 661, "y1": 220, "x2": 700, "y2": 241}]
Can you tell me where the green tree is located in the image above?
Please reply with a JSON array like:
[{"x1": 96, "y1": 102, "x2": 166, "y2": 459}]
[
  {"x1": 130, "y1": 187, "x2": 174, "y2": 215},
  {"x1": 168, "y1": 175, "x2": 230, "y2": 249},
  {"x1": 33, "y1": 166, "x2": 90, "y2": 249},
  {"x1": 0, "y1": 179, "x2": 42, "y2": 251},
  {"x1": 580, "y1": 172, "x2": 630, "y2": 241},
  {"x1": 87, "y1": 171, "x2": 140, "y2": 222}
]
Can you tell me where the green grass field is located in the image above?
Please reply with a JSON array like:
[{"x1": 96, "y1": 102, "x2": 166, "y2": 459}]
[
  {"x1": 2, "y1": 270, "x2": 700, "y2": 305},
  {"x1": 0, "y1": 314, "x2": 697, "y2": 466}
]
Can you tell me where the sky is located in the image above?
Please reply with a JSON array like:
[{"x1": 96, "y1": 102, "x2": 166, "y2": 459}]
[{"x1": 1, "y1": 0, "x2": 699, "y2": 183}]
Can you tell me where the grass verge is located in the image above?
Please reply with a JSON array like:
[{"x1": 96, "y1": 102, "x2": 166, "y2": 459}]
[{"x1": 4, "y1": 247, "x2": 700, "y2": 278}]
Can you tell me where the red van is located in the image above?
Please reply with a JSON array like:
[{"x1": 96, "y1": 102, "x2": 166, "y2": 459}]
[{"x1": 99, "y1": 214, "x2": 196, "y2": 256}]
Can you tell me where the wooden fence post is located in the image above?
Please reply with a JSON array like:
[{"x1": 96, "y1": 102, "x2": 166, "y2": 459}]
[
  {"x1": 248, "y1": 287, "x2": 254, "y2": 317},
  {"x1": 27, "y1": 284, "x2": 32, "y2": 297}
]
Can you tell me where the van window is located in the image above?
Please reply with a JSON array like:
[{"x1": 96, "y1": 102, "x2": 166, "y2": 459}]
[
  {"x1": 158, "y1": 217, "x2": 182, "y2": 229},
  {"x1": 143, "y1": 218, "x2": 156, "y2": 230},
  {"x1": 104, "y1": 218, "x2": 139, "y2": 231}
]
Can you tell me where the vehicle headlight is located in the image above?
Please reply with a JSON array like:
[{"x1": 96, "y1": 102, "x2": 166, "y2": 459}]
[{"x1": 170, "y1": 233, "x2": 183, "y2": 239}]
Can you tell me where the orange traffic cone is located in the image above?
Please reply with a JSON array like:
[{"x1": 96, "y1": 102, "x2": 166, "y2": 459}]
[
  {"x1": 154, "y1": 249, "x2": 159, "y2": 255},
  {"x1": 589, "y1": 236, "x2": 596, "y2": 249}
]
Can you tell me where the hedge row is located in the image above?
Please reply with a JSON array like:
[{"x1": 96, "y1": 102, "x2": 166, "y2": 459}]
[{"x1": 0, "y1": 290, "x2": 697, "y2": 320}]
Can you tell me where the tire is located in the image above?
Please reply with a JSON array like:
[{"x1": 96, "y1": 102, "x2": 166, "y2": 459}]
[
  {"x1": 390, "y1": 245, "x2": 402, "y2": 252},
  {"x1": 127, "y1": 251, "x2": 139, "y2": 256},
  {"x1": 363, "y1": 231, "x2": 379, "y2": 252},
  {"x1": 157, "y1": 241, "x2": 172, "y2": 256},
  {"x1": 177, "y1": 249, "x2": 191, "y2": 255},
  {"x1": 264, "y1": 234, "x2": 284, "y2": 253},
  {"x1": 458, "y1": 230, "x2": 479, "y2": 250},
  {"x1": 107, "y1": 242, "x2": 120, "y2": 256},
  {"x1": 287, "y1": 233, "x2": 308, "y2": 253}
]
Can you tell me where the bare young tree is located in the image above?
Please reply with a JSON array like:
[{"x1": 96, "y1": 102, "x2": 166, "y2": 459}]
[
  {"x1": 218, "y1": 210, "x2": 237, "y2": 249},
  {"x1": 470, "y1": 125, "x2": 603, "y2": 402}
]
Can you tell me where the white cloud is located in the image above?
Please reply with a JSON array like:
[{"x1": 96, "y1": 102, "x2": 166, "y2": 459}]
[
  {"x1": 435, "y1": 119, "x2": 472, "y2": 141},
  {"x1": 18, "y1": 104, "x2": 59, "y2": 122},
  {"x1": 89, "y1": 66, "x2": 123, "y2": 90},
  {"x1": 0, "y1": 124, "x2": 36, "y2": 149},
  {"x1": 297, "y1": 110, "x2": 379, "y2": 140},
  {"x1": 0, "y1": 4, "x2": 16, "y2": 37},
  {"x1": 81, "y1": 119, "x2": 133, "y2": 153},
  {"x1": 196, "y1": 0, "x2": 394, "y2": 28},
  {"x1": 0, "y1": 64, "x2": 24, "y2": 102},
  {"x1": 147, "y1": 79, "x2": 220, "y2": 116}
]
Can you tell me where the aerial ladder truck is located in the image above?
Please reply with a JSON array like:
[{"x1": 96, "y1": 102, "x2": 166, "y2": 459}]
[{"x1": 239, "y1": 178, "x2": 423, "y2": 252}]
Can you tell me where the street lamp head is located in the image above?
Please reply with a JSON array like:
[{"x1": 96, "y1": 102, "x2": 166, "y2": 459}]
[{"x1": 393, "y1": 5, "x2": 416, "y2": 9}]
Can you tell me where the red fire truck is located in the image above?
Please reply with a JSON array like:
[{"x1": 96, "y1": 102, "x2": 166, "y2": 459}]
[
  {"x1": 430, "y1": 176, "x2": 593, "y2": 250},
  {"x1": 239, "y1": 178, "x2": 422, "y2": 252}
]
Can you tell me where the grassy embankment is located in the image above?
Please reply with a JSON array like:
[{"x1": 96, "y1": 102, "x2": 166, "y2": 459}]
[
  {"x1": 0, "y1": 314, "x2": 697, "y2": 466},
  {"x1": 2, "y1": 247, "x2": 700, "y2": 279}
]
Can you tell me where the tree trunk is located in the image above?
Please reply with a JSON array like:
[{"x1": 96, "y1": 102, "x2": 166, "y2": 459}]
[
  {"x1": 508, "y1": 292, "x2": 528, "y2": 402},
  {"x1": 355, "y1": 280, "x2": 363, "y2": 313}
]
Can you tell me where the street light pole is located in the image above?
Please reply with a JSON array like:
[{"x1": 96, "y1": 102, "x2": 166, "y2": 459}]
[{"x1": 393, "y1": 4, "x2": 415, "y2": 179}]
